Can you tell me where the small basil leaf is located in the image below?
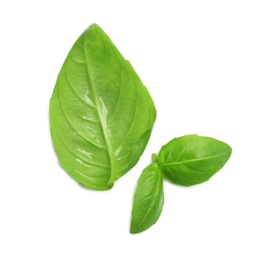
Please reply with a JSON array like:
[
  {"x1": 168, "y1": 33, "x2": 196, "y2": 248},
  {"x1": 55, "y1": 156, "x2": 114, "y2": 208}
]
[
  {"x1": 158, "y1": 134, "x2": 232, "y2": 186},
  {"x1": 130, "y1": 163, "x2": 164, "y2": 234},
  {"x1": 50, "y1": 24, "x2": 156, "y2": 190}
]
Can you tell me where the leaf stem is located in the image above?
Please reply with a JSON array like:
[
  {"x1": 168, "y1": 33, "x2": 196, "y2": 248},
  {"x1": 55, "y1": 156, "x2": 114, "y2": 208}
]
[{"x1": 152, "y1": 153, "x2": 158, "y2": 164}]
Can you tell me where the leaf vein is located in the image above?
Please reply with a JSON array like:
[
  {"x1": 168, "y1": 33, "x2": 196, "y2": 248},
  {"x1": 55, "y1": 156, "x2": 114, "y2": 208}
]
[
  {"x1": 109, "y1": 62, "x2": 123, "y2": 120},
  {"x1": 114, "y1": 78, "x2": 138, "y2": 152},
  {"x1": 69, "y1": 53, "x2": 85, "y2": 64},
  {"x1": 51, "y1": 118, "x2": 110, "y2": 169},
  {"x1": 63, "y1": 68, "x2": 96, "y2": 109},
  {"x1": 164, "y1": 151, "x2": 231, "y2": 165},
  {"x1": 83, "y1": 33, "x2": 115, "y2": 183},
  {"x1": 61, "y1": 93, "x2": 100, "y2": 124},
  {"x1": 135, "y1": 170, "x2": 162, "y2": 232},
  {"x1": 57, "y1": 85, "x2": 106, "y2": 150}
]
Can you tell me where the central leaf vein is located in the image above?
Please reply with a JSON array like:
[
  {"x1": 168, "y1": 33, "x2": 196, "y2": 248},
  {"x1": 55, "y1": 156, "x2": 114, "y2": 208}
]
[{"x1": 82, "y1": 33, "x2": 115, "y2": 185}]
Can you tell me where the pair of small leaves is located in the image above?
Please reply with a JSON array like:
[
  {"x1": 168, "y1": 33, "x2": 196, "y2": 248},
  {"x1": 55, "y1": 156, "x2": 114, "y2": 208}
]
[{"x1": 130, "y1": 134, "x2": 232, "y2": 234}]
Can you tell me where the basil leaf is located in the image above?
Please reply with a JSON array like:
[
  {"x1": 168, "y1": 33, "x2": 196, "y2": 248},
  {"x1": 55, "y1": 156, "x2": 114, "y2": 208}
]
[
  {"x1": 130, "y1": 163, "x2": 164, "y2": 234},
  {"x1": 50, "y1": 24, "x2": 156, "y2": 190},
  {"x1": 158, "y1": 134, "x2": 232, "y2": 186}
]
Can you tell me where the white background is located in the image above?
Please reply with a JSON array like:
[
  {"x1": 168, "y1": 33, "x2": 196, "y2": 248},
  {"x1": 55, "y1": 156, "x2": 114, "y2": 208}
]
[{"x1": 1, "y1": 1, "x2": 274, "y2": 259}]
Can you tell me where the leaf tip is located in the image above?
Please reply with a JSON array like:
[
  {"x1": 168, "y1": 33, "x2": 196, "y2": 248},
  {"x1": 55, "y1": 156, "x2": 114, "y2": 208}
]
[
  {"x1": 130, "y1": 225, "x2": 137, "y2": 234},
  {"x1": 129, "y1": 223, "x2": 144, "y2": 234},
  {"x1": 84, "y1": 23, "x2": 103, "y2": 35}
]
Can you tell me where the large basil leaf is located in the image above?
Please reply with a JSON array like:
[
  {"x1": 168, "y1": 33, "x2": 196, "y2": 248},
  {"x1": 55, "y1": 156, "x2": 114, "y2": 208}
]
[
  {"x1": 158, "y1": 134, "x2": 232, "y2": 186},
  {"x1": 130, "y1": 163, "x2": 164, "y2": 234},
  {"x1": 50, "y1": 24, "x2": 156, "y2": 190}
]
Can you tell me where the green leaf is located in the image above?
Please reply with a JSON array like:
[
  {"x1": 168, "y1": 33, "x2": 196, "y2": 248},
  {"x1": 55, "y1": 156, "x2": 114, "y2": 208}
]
[
  {"x1": 130, "y1": 163, "x2": 164, "y2": 234},
  {"x1": 158, "y1": 134, "x2": 232, "y2": 186},
  {"x1": 50, "y1": 24, "x2": 156, "y2": 190}
]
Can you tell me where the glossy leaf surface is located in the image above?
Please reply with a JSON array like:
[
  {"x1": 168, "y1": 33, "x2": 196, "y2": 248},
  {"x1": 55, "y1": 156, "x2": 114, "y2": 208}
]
[
  {"x1": 158, "y1": 135, "x2": 232, "y2": 186},
  {"x1": 130, "y1": 163, "x2": 164, "y2": 234},
  {"x1": 50, "y1": 24, "x2": 156, "y2": 190}
]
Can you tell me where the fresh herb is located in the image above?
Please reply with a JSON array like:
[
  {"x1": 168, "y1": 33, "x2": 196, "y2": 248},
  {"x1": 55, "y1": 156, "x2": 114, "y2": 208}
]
[
  {"x1": 158, "y1": 134, "x2": 232, "y2": 186},
  {"x1": 50, "y1": 23, "x2": 233, "y2": 234},
  {"x1": 50, "y1": 24, "x2": 156, "y2": 190},
  {"x1": 130, "y1": 160, "x2": 164, "y2": 234},
  {"x1": 130, "y1": 134, "x2": 232, "y2": 233}
]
